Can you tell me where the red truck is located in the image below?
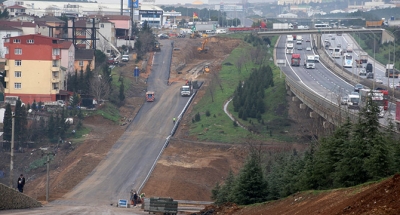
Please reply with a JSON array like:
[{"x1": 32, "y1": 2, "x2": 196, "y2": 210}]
[
  {"x1": 292, "y1": 35, "x2": 297, "y2": 40},
  {"x1": 291, "y1": 54, "x2": 301, "y2": 66}
]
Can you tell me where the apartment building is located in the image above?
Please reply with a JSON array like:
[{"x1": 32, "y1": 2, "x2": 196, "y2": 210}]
[
  {"x1": 3, "y1": 34, "x2": 74, "y2": 103},
  {"x1": 0, "y1": 26, "x2": 22, "y2": 58}
]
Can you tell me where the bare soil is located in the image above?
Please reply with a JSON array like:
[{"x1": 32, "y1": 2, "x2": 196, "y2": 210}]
[{"x1": 2, "y1": 36, "x2": 400, "y2": 215}]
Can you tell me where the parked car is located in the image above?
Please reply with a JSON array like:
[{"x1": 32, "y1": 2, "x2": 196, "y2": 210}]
[
  {"x1": 354, "y1": 84, "x2": 364, "y2": 92},
  {"x1": 359, "y1": 68, "x2": 367, "y2": 76},
  {"x1": 121, "y1": 55, "x2": 129, "y2": 62},
  {"x1": 375, "y1": 77, "x2": 383, "y2": 84},
  {"x1": 341, "y1": 96, "x2": 348, "y2": 105},
  {"x1": 107, "y1": 57, "x2": 118, "y2": 65}
]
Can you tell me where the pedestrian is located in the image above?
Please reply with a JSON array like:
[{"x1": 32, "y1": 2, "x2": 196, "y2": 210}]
[
  {"x1": 130, "y1": 190, "x2": 135, "y2": 206},
  {"x1": 17, "y1": 174, "x2": 25, "y2": 193},
  {"x1": 133, "y1": 192, "x2": 138, "y2": 206},
  {"x1": 173, "y1": 117, "x2": 176, "y2": 124}
]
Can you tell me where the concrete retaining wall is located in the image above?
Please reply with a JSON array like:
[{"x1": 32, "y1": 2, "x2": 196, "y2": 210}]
[{"x1": 0, "y1": 183, "x2": 41, "y2": 210}]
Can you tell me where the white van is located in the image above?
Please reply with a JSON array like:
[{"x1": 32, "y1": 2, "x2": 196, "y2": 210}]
[
  {"x1": 216, "y1": 29, "x2": 226, "y2": 34},
  {"x1": 206, "y1": 30, "x2": 215, "y2": 34}
]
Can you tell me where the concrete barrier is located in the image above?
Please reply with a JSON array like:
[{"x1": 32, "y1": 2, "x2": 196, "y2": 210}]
[{"x1": 0, "y1": 183, "x2": 42, "y2": 210}]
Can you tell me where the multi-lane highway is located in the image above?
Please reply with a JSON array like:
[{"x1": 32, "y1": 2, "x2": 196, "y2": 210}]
[{"x1": 277, "y1": 34, "x2": 395, "y2": 123}]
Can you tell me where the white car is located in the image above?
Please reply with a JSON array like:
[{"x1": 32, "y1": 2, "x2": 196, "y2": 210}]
[
  {"x1": 375, "y1": 78, "x2": 383, "y2": 84},
  {"x1": 306, "y1": 47, "x2": 312, "y2": 51},
  {"x1": 121, "y1": 55, "x2": 129, "y2": 62}
]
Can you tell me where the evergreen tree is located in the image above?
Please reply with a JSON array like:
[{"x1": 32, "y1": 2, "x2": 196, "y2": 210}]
[
  {"x1": 3, "y1": 104, "x2": 12, "y2": 141},
  {"x1": 85, "y1": 64, "x2": 92, "y2": 94},
  {"x1": 231, "y1": 153, "x2": 268, "y2": 205},
  {"x1": 47, "y1": 115, "x2": 55, "y2": 141},
  {"x1": 79, "y1": 68, "x2": 84, "y2": 93},
  {"x1": 119, "y1": 78, "x2": 125, "y2": 102}
]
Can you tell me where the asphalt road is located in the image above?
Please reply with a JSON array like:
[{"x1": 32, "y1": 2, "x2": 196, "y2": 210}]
[
  {"x1": 278, "y1": 34, "x2": 394, "y2": 124},
  {"x1": 4, "y1": 40, "x2": 191, "y2": 214}
]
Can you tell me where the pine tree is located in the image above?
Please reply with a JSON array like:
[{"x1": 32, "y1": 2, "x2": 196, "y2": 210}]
[
  {"x1": 231, "y1": 153, "x2": 268, "y2": 205},
  {"x1": 3, "y1": 104, "x2": 12, "y2": 141},
  {"x1": 119, "y1": 78, "x2": 125, "y2": 102}
]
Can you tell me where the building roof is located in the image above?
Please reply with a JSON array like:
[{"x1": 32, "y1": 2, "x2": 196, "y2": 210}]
[
  {"x1": 35, "y1": 16, "x2": 65, "y2": 23},
  {"x1": 0, "y1": 20, "x2": 37, "y2": 28},
  {"x1": 88, "y1": 14, "x2": 130, "y2": 20},
  {"x1": 139, "y1": 5, "x2": 163, "y2": 11},
  {"x1": 75, "y1": 49, "x2": 95, "y2": 60},
  {"x1": 0, "y1": 25, "x2": 22, "y2": 31},
  {"x1": 7, "y1": 4, "x2": 26, "y2": 9},
  {"x1": 74, "y1": 19, "x2": 87, "y2": 28},
  {"x1": 59, "y1": 40, "x2": 73, "y2": 49}
]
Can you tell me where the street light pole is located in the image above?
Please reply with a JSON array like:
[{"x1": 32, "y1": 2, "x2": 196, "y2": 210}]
[{"x1": 9, "y1": 115, "x2": 15, "y2": 188}]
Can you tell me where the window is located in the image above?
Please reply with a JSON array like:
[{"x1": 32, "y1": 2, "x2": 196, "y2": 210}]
[
  {"x1": 100, "y1": 24, "x2": 104, "y2": 28},
  {"x1": 14, "y1": 71, "x2": 21, "y2": 77},
  {"x1": 15, "y1": 60, "x2": 21, "y2": 66},
  {"x1": 14, "y1": 83, "x2": 21, "y2": 89},
  {"x1": 13, "y1": 39, "x2": 21, "y2": 43},
  {"x1": 52, "y1": 83, "x2": 59, "y2": 90},
  {"x1": 6, "y1": 34, "x2": 11, "y2": 38},
  {"x1": 5, "y1": 47, "x2": 8, "y2": 54},
  {"x1": 10, "y1": 8, "x2": 14, "y2": 12},
  {"x1": 52, "y1": 71, "x2": 59, "y2": 78},
  {"x1": 14, "y1": 48, "x2": 22, "y2": 55},
  {"x1": 52, "y1": 48, "x2": 60, "y2": 56},
  {"x1": 52, "y1": 60, "x2": 59, "y2": 67},
  {"x1": 79, "y1": 61, "x2": 84, "y2": 66},
  {"x1": 21, "y1": 9, "x2": 25, "y2": 13},
  {"x1": 27, "y1": 39, "x2": 34, "y2": 44},
  {"x1": 52, "y1": 40, "x2": 57, "y2": 44}
]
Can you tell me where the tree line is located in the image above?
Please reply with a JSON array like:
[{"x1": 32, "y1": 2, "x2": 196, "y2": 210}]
[
  {"x1": 212, "y1": 97, "x2": 400, "y2": 205},
  {"x1": 232, "y1": 65, "x2": 274, "y2": 122}
]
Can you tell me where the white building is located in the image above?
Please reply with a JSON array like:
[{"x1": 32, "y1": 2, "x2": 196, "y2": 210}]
[
  {"x1": 0, "y1": 26, "x2": 22, "y2": 58},
  {"x1": 278, "y1": 13, "x2": 298, "y2": 18},
  {"x1": 139, "y1": 4, "x2": 163, "y2": 27}
]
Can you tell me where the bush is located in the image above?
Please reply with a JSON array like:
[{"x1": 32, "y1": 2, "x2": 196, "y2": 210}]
[
  {"x1": 205, "y1": 110, "x2": 211, "y2": 117},
  {"x1": 195, "y1": 112, "x2": 201, "y2": 122}
]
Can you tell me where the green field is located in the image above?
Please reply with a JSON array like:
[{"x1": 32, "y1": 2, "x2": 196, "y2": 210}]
[{"x1": 188, "y1": 36, "x2": 292, "y2": 143}]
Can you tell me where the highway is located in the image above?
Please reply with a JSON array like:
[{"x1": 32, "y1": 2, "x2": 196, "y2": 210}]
[
  {"x1": 4, "y1": 40, "x2": 191, "y2": 214},
  {"x1": 277, "y1": 34, "x2": 394, "y2": 124}
]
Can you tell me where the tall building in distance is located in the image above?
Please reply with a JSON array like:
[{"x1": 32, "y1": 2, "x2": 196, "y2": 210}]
[{"x1": 277, "y1": 0, "x2": 322, "y2": 5}]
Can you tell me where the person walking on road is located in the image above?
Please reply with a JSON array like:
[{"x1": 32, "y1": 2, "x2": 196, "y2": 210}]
[
  {"x1": 173, "y1": 117, "x2": 176, "y2": 124},
  {"x1": 133, "y1": 192, "x2": 138, "y2": 207},
  {"x1": 17, "y1": 174, "x2": 25, "y2": 193}
]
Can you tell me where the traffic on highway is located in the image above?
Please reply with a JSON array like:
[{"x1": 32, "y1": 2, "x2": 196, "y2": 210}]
[{"x1": 277, "y1": 33, "x2": 397, "y2": 124}]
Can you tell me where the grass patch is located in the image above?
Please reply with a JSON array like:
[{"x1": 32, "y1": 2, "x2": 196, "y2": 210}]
[
  {"x1": 189, "y1": 36, "x2": 293, "y2": 143},
  {"x1": 95, "y1": 103, "x2": 121, "y2": 123},
  {"x1": 27, "y1": 154, "x2": 54, "y2": 172}
]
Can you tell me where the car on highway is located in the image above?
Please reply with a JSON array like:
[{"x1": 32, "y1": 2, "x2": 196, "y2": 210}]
[
  {"x1": 375, "y1": 77, "x2": 383, "y2": 84},
  {"x1": 341, "y1": 96, "x2": 348, "y2": 105},
  {"x1": 337, "y1": 44, "x2": 341, "y2": 48},
  {"x1": 350, "y1": 91, "x2": 359, "y2": 96},
  {"x1": 354, "y1": 84, "x2": 364, "y2": 92},
  {"x1": 366, "y1": 72, "x2": 374, "y2": 79},
  {"x1": 306, "y1": 39, "x2": 310, "y2": 42},
  {"x1": 331, "y1": 37, "x2": 335, "y2": 40},
  {"x1": 297, "y1": 46, "x2": 303, "y2": 50},
  {"x1": 359, "y1": 68, "x2": 367, "y2": 76},
  {"x1": 324, "y1": 39, "x2": 329, "y2": 43},
  {"x1": 306, "y1": 47, "x2": 312, "y2": 51}
]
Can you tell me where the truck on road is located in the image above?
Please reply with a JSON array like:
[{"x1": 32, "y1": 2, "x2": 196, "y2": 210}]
[
  {"x1": 291, "y1": 54, "x2": 301, "y2": 66},
  {"x1": 180, "y1": 81, "x2": 193, "y2": 96},
  {"x1": 359, "y1": 89, "x2": 385, "y2": 118},
  {"x1": 286, "y1": 36, "x2": 294, "y2": 54},
  {"x1": 347, "y1": 94, "x2": 360, "y2": 109},
  {"x1": 273, "y1": 23, "x2": 293, "y2": 30},
  {"x1": 304, "y1": 55, "x2": 315, "y2": 69},
  {"x1": 296, "y1": 35, "x2": 302, "y2": 45},
  {"x1": 385, "y1": 64, "x2": 399, "y2": 78}
]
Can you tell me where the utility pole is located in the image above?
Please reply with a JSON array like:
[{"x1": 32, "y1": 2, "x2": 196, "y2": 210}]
[
  {"x1": 9, "y1": 115, "x2": 15, "y2": 188},
  {"x1": 46, "y1": 153, "x2": 50, "y2": 202}
]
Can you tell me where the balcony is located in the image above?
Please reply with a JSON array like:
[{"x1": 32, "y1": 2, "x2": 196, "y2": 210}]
[
  {"x1": 4, "y1": 65, "x2": 9, "y2": 70},
  {"x1": 52, "y1": 55, "x2": 60, "y2": 60},
  {"x1": 52, "y1": 66, "x2": 60, "y2": 71},
  {"x1": 51, "y1": 77, "x2": 60, "y2": 83}
]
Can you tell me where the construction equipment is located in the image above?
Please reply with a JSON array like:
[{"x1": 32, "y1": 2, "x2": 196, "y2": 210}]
[
  {"x1": 146, "y1": 91, "x2": 155, "y2": 102},
  {"x1": 202, "y1": 33, "x2": 208, "y2": 38},
  {"x1": 190, "y1": 31, "x2": 201, "y2": 39},
  {"x1": 203, "y1": 65, "x2": 210, "y2": 73},
  {"x1": 197, "y1": 38, "x2": 209, "y2": 53},
  {"x1": 97, "y1": 30, "x2": 121, "y2": 62}
]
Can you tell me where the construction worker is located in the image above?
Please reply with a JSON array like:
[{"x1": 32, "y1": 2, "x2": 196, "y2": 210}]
[{"x1": 173, "y1": 117, "x2": 176, "y2": 124}]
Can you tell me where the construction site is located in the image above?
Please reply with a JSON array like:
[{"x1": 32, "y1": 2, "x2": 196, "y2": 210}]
[{"x1": 1, "y1": 33, "x2": 400, "y2": 214}]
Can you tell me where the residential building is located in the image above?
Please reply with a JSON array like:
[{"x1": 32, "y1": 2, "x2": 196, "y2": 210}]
[
  {"x1": 74, "y1": 49, "x2": 95, "y2": 72},
  {"x1": 3, "y1": 34, "x2": 73, "y2": 103},
  {"x1": 59, "y1": 40, "x2": 75, "y2": 75},
  {"x1": 0, "y1": 26, "x2": 22, "y2": 58},
  {"x1": 0, "y1": 20, "x2": 38, "y2": 35},
  {"x1": 7, "y1": 4, "x2": 27, "y2": 17},
  {"x1": 35, "y1": 16, "x2": 65, "y2": 38}
]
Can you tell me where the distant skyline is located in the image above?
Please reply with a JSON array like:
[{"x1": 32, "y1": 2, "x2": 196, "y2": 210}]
[{"x1": 95, "y1": 0, "x2": 270, "y2": 5}]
